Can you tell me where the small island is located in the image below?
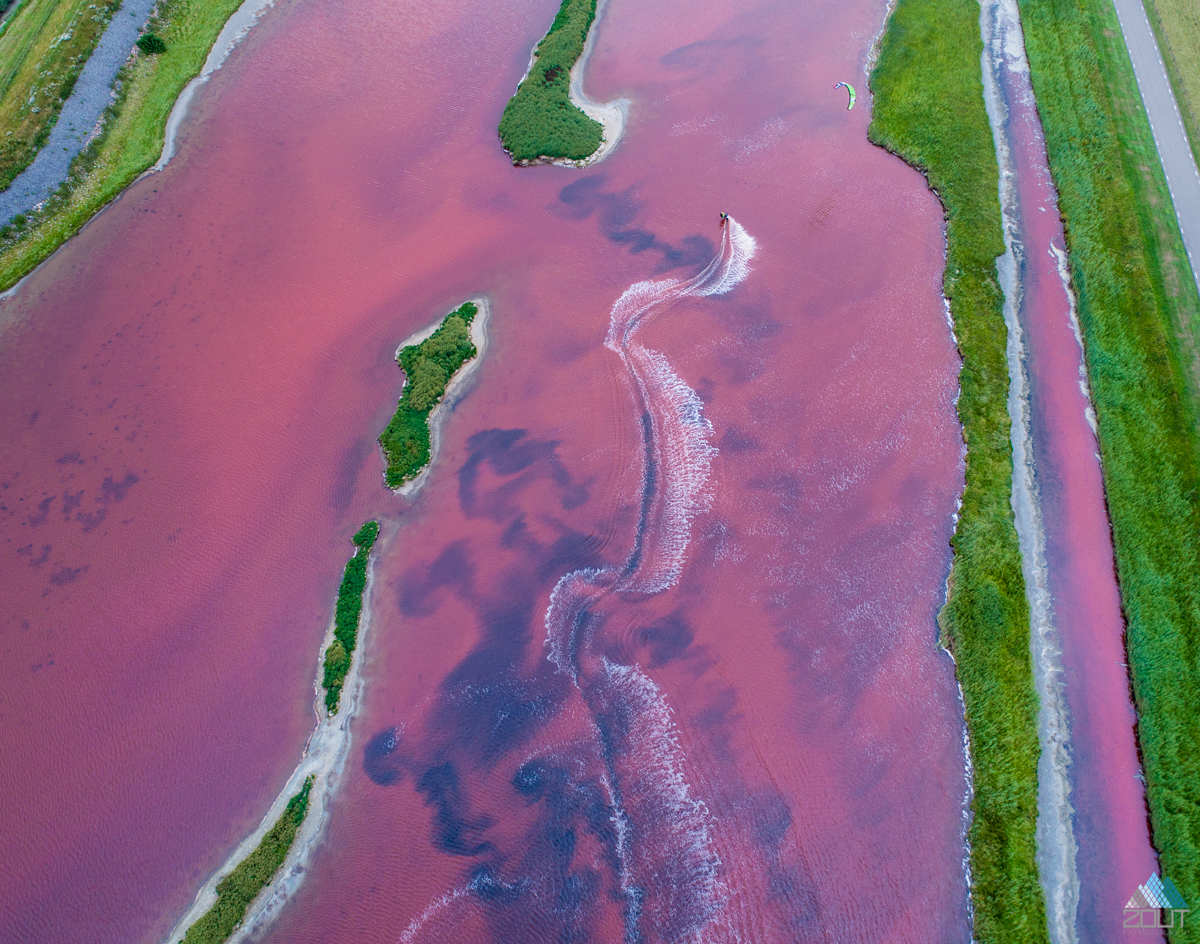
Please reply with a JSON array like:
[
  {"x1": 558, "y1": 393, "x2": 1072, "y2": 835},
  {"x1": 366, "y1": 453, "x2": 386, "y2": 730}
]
[
  {"x1": 498, "y1": 0, "x2": 606, "y2": 164},
  {"x1": 180, "y1": 776, "x2": 314, "y2": 944},
  {"x1": 321, "y1": 520, "x2": 380, "y2": 714},
  {"x1": 379, "y1": 301, "x2": 481, "y2": 489}
]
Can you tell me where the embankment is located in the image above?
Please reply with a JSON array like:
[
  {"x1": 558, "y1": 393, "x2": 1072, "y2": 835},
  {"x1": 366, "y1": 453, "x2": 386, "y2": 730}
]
[
  {"x1": 1017, "y1": 0, "x2": 1200, "y2": 933},
  {"x1": 0, "y1": 0, "x2": 272, "y2": 293},
  {"x1": 869, "y1": 0, "x2": 1049, "y2": 938}
]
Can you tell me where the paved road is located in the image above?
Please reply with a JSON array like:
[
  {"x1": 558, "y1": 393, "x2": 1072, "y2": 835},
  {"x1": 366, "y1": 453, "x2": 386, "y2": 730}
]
[{"x1": 1109, "y1": 0, "x2": 1200, "y2": 297}]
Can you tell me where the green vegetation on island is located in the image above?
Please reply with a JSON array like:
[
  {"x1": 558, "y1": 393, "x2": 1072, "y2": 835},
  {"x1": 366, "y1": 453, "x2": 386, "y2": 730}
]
[
  {"x1": 321, "y1": 520, "x2": 380, "y2": 714},
  {"x1": 0, "y1": 0, "x2": 120, "y2": 191},
  {"x1": 181, "y1": 775, "x2": 314, "y2": 944},
  {"x1": 498, "y1": 0, "x2": 603, "y2": 163},
  {"x1": 1017, "y1": 0, "x2": 1200, "y2": 935},
  {"x1": 0, "y1": 0, "x2": 247, "y2": 290},
  {"x1": 379, "y1": 302, "x2": 479, "y2": 489},
  {"x1": 870, "y1": 0, "x2": 1048, "y2": 939},
  {"x1": 1141, "y1": 0, "x2": 1200, "y2": 168}
]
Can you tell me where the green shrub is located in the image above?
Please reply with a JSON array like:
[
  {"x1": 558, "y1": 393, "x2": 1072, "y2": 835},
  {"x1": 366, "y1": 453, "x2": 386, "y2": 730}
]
[
  {"x1": 136, "y1": 33, "x2": 168, "y2": 55},
  {"x1": 379, "y1": 302, "x2": 478, "y2": 488},
  {"x1": 498, "y1": 0, "x2": 603, "y2": 162},
  {"x1": 321, "y1": 520, "x2": 380, "y2": 714},
  {"x1": 870, "y1": 0, "x2": 1048, "y2": 938},
  {"x1": 181, "y1": 777, "x2": 314, "y2": 944}
]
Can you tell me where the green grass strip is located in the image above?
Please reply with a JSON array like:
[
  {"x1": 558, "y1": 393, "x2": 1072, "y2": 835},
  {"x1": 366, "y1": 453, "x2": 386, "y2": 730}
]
[
  {"x1": 0, "y1": 0, "x2": 120, "y2": 190},
  {"x1": 0, "y1": 0, "x2": 247, "y2": 290},
  {"x1": 869, "y1": 0, "x2": 1048, "y2": 938},
  {"x1": 1017, "y1": 0, "x2": 1200, "y2": 936},
  {"x1": 498, "y1": 0, "x2": 603, "y2": 163},
  {"x1": 181, "y1": 775, "x2": 314, "y2": 944},
  {"x1": 379, "y1": 302, "x2": 479, "y2": 489},
  {"x1": 321, "y1": 520, "x2": 380, "y2": 714}
]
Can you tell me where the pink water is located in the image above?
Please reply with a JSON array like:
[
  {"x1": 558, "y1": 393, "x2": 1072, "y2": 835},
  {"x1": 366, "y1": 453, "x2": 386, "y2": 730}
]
[
  {"x1": 0, "y1": 0, "x2": 973, "y2": 941},
  {"x1": 989, "y1": 22, "x2": 1162, "y2": 939}
]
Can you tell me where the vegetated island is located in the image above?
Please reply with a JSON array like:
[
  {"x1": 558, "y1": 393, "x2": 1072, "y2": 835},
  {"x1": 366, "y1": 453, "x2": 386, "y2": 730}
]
[
  {"x1": 171, "y1": 519, "x2": 381, "y2": 944},
  {"x1": 180, "y1": 776, "x2": 314, "y2": 944},
  {"x1": 870, "y1": 0, "x2": 1048, "y2": 939},
  {"x1": 0, "y1": 0, "x2": 121, "y2": 191},
  {"x1": 321, "y1": 519, "x2": 380, "y2": 714},
  {"x1": 379, "y1": 299, "x2": 486, "y2": 491},
  {"x1": 0, "y1": 0, "x2": 254, "y2": 291},
  {"x1": 1018, "y1": 0, "x2": 1200, "y2": 923},
  {"x1": 498, "y1": 0, "x2": 626, "y2": 166}
]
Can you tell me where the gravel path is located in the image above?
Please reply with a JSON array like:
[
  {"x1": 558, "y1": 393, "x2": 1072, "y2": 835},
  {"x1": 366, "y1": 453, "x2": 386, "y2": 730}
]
[
  {"x1": 0, "y1": 0, "x2": 158, "y2": 226},
  {"x1": 1110, "y1": 0, "x2": 1200, "y2": 295}
]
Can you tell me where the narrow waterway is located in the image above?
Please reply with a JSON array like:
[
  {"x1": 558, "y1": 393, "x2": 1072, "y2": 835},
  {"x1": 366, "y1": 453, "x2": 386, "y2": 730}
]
[{"x1": 979, "y1": 0, "x2": 1163, "y2": 939}]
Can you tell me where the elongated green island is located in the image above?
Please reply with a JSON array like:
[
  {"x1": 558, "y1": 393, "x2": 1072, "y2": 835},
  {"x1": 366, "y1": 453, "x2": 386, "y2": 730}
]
[
  {"x1": 498, "y1": 0, "x2": 603, "y2": 163},
  {"x1": 1018, "y1": 0, "x2": 1200, "y2": 930},
  {"x1": 321, "y1": 520, "x2": 380, "y2": 714},
  {"x1": 379, "y1": 301, "x2": 480, "y2": 489},
  {"x1": 870, "y1": 0, "x2": 1047, "y2": 939},
  {"x1": 181, "y1": 775, "x2": 314, "y2": 944}
]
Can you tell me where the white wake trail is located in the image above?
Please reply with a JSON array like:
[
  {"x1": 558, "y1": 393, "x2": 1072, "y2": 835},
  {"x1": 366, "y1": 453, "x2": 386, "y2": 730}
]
[{"x1": 540, "y1": 219, "x2": 755, "y2": 944}]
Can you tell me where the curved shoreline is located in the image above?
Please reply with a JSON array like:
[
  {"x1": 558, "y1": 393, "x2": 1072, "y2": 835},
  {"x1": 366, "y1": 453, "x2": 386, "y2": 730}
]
[
  {"x1": 152, "y1": 0, "x2": 278, "y2": 173},
  {"x1": 388, "y1": 295, "x2": 492, "y2": 500},
  {"x1": 559, "y1": 0, "x2": 628, "y2": 167},
  {"x1": 163, "y1": 548, "x2": 382, "y2": 944}
]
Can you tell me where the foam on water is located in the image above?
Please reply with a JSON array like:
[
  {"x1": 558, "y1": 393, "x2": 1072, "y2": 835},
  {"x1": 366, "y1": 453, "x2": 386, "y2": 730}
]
[{"x1": 541, "y1": 220, "x2": 754, "y2": 941}]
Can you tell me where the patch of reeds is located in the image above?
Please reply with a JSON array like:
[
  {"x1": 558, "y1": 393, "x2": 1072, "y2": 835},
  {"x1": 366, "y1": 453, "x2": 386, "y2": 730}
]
[{"x1": 1018, "y1": 0, "x2": 1200, "y2": 935}]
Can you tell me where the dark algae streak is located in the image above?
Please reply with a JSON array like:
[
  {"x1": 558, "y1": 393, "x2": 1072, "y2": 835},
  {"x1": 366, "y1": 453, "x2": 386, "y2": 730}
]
[
  {"x1": 181, "y1": 776, "x2": 315, "y2": 944},
  {"x1": 498, "y1": 0, "x2": 603, "y2": 163},
  {"x1": 379, "y1": 301, "x2": 480, "y2": 489},
  {"x1": 870, "y1": 0, "x2": 1049, "y2": 939},
  {"x1": 1018, "y1": 0, "x2": 1200, "y2": 934},
  {"x1": 321, "y1": 519, "x2": 380, "y2": 714}
]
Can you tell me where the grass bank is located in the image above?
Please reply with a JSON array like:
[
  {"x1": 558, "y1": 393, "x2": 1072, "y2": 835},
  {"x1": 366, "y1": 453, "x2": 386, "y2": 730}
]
[
  {"x1": 498, "y1": 0, "x2": 602, "y2": 163},
  {"x1": 181, "y1": 775, "x2": 314, "y2": 944},
  {"x1": 321, "y1": 520, "x2": 379, "y2": 714},
  {"x1": 1141, "y1": 0, "x2": 1200, "y2": 168},
  {"x1": 379, "y1": 301, "x2": 479, "y2": 489},
  {"x1": 869, "y1": 0, "x2": 1048, "y2": 938},
  {"x1": 0, "y1": 0, "x2": 247, "y2": 291},
  {"x1": 0, "y1": 0, "x2": 119, "y2": 190},
  {"x1": 1017, "y1": 0, "x2": 1200, "y2": 935}
]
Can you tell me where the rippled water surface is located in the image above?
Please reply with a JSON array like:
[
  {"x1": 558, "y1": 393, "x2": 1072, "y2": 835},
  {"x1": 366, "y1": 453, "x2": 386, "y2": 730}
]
[{"x1": 0, "y1": 0, "x2": 974, "y2": 941}]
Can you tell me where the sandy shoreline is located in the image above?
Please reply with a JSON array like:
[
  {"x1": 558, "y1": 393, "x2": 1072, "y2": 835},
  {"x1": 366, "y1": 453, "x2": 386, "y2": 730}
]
[
  {"x1": 388, "y1": 295, "x2": 492, "y2": 500},
  {"x1": 162, "y1": 545, "x2": 383, "y2": 944}
]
